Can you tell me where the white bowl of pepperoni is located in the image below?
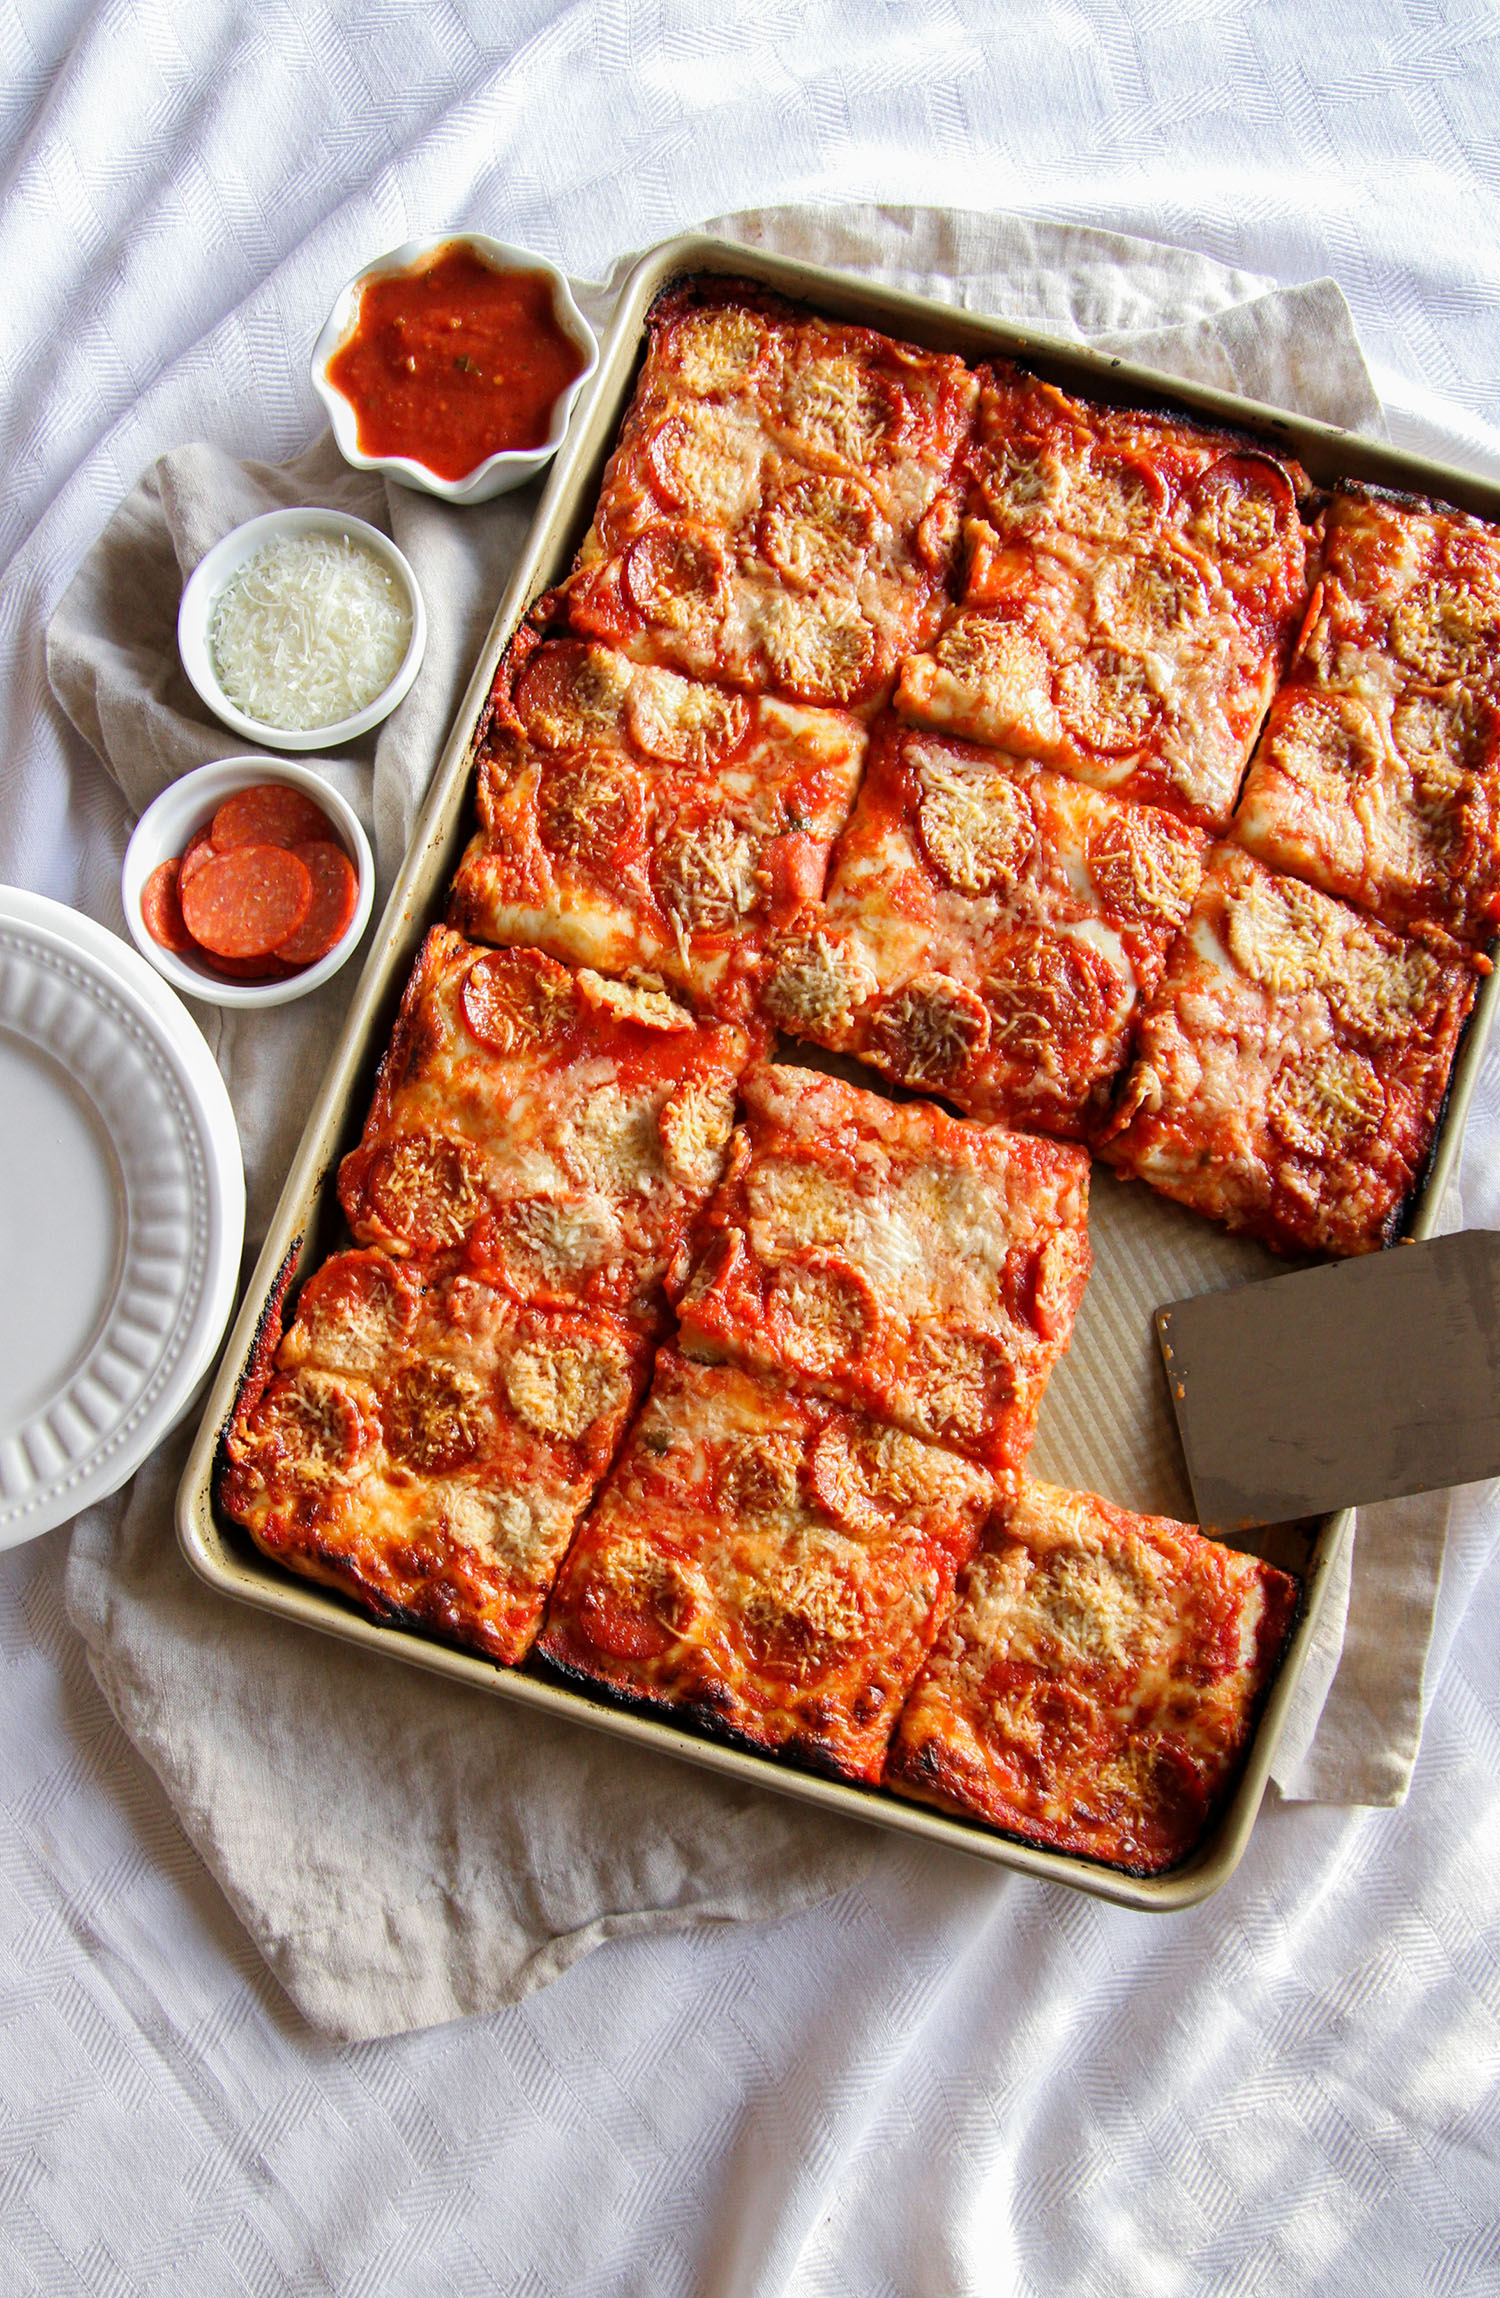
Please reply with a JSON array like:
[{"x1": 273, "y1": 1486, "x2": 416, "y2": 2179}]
[{"x1": 122, "y1": 759, "x2": 375, "y2": 1009}]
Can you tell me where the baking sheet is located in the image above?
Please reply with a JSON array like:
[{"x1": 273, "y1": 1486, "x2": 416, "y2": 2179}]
[{"x1": 175, "y1": 232, "x2": 1500, "y2": 1911}]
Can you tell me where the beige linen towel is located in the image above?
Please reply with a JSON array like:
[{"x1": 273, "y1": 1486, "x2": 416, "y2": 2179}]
[{"x1": 51, "y1": 203, "x2": 1440, "y2": 2044}]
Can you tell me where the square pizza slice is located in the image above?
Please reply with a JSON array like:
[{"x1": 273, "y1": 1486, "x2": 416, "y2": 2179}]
[
  {"x1": 894, "y1": 360, "x2": 1314, "y2": 831},
  {"x1": 536, "y1": 1349, "x2": 999, "y2": 1783},
  {"x1": 759, "y1": 716, "x2": 1208, "y2": 1136},
  {"x1": 1096, "y1": 844, "x2": 1480, "y2": 1255},
  {"x1": 1231, "y1": 484, "x2": 1500, "y2": 943},
  {"x1": 447, "y1": 634, "x2": 867, "y2": 1019},
  {"x1": 885, "y1": 1478, "x2": 1299, "y2": 1873},
  {"x1": 675, "y1": 1062, "x2": 1092, "y2": 1477},
  {"x1": 563, "y1": 276, "x2": 978, "y2": 711},
  {"x1": 337, "y1": 928, "x2": 757, "y2": 1324},
  {"x1": 218, "y1": 1248, "x2": 652, "y2": 1666}
]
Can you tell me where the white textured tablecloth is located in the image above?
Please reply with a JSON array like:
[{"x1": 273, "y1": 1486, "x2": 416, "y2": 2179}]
[{"x1": 4, "y1": 5, "x2": 1500, "y2": 2291}]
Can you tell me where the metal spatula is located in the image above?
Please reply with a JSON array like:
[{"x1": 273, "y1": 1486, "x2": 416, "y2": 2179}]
[{"x1": 1155, "y1": 1229, "x2": 1500, "y2": 1534}]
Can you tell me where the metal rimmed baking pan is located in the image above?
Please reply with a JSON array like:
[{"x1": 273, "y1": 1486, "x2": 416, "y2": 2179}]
[{"x1": 176, "y1": 232, "x2": 1500, "y2": 1912}]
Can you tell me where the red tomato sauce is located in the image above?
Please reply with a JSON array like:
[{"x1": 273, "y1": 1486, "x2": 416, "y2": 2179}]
[{"x1": 328, "y1": 244, "x2": 587, "y2": 480}]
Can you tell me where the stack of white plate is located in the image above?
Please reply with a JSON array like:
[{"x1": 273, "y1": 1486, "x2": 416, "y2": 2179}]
[{"x1": 0, "y1": 887, "x2": 244, "y2": 1549}]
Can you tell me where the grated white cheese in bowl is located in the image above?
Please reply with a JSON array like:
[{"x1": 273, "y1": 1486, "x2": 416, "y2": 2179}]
[{"x1": 208, "y1": 532, "x2": 413, "y2": 732}]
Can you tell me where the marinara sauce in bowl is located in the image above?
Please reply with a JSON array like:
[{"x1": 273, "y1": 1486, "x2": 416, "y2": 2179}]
[{"x1": 313, "y1": 234, "x2": 598, "y2": 503}]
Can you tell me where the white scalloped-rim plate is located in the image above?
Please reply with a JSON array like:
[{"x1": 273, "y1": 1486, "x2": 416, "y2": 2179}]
[{"x1": 0, "y1": 888, "x2": 245, "y2": 1548}]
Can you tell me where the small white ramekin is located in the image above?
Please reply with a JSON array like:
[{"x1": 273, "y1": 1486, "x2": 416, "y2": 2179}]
[
  {"x1": 310, "y1": 232, "x2": 599, "y2": 505},
  {"x1": 176, "y1": 507, "x2": 426, "y2": 754},
  {"x1": 121, "y1": 756, "x2": 375, "y2": 1010}
]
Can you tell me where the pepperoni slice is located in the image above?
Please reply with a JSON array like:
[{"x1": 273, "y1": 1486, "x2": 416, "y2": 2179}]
[
  {"x1": 180, "y1": 843, "x2": 313, "y2": 959},
  {"x1": 140, "y1": 858, "x2": 197, "y2": 955},
  {"x1": 379, "y1": 1361, "x2": 487, "y2": 1475},
  {"x1": 461, "y1": 947, "x2": 573, "y2": 1054},
  {"x1": 367, "y1": 1132, "x2": 482, "y2": 1251},
  {"x1": 294, "y1": 1249, "x2": 422, "y2": 1369},
  {"x1": 577, "y1": 1581, "x2": 674, "y2": 1663},
  {"x1": 514, "y1": 641, "x2": 632, "y2": 749},
  {"x1": 274, "y1": 841, "x2": 359, "y2": 965},
  {"x1": 622, "y1": 524, "x2": 727, "y2": 631},
  {"x1": 1188, "y1": 452, "x2": 1296, "y2": 560},
  {"x1": 178, "y1": 826, "x2": 218, "y2": 893},
  {"x1": 767, "y1": 1251, "x2": 881, "y2": 1376},
  {"x1": 210, "y1": 781, "x2": 332, "y2": 853},
  {"x1": 252, "y1": 1373, "x2": 376, "y2": 1485}
]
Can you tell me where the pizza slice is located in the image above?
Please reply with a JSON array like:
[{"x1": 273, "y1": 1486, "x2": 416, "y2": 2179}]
[
  {"x1": 1096, "y1": 844, "x2": 1480, "y2": 1255},
  {"x1": 536, "y1": 1349, "x2": 999, "y2": 1783},
  {"x1": 675, "y1": 1062, "x2": 1092, "y2": 1477},
  {"x1": 894, "y1": 360, "x2": 1314, "y2": 831},
  {"x1": 1231, "y1": 484, "x2": 1500, "y2": 943},
  {"x1": 337, "y1": 928, "x2": 757, "y2": 1324},
  {"x1": 885, "y1": 1478, "x2": 1299, "y2": 1873},
  {"x1": 218, "y1": 1248, "x2": 652, "y2": 1665},
  {"x1": 447, "y1": 634, "x2": 867, "y2": 1019},
  {"x1": 564, "y1": 276, "x2": 978, "y2": 710},
  {"x1": 759, "y1": 716, "x2": 1208, "y2": 1136}
]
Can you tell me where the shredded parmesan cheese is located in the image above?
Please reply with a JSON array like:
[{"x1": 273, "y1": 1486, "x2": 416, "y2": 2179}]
[{"x1": 209, "y1": 533, "x2": 412, "y2": 730}]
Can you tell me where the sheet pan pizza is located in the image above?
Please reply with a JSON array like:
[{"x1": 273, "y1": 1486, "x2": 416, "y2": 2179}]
[{"x1": 218, "y1": 270, "x2": 1499, "y2": 1876}]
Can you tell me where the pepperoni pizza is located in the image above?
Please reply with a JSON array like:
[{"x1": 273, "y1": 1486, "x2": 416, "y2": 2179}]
[
  {"x1": 564, "y1": 277, "x2": 978, "y2": 710},
  {"x1": 894, "y1": 360, "x2": 1314, "y2": 831},
  {"x1": 337, "y1": 928, "x2": 757, "y2": 1323},
  {"x1": 675, "y1": 1062, "x2": 1092, "y2": 1477},
  {"x1": 1096, "y1": 845, "x2": 1480, "y2": 1255},
  {"x1": 219, "y1": 1248, "x2": 652, "y2": 1664},
  {"x1": 885, "y1": 1478, "x2": 1299, "y2": 1872},
  {"x1": 760, "y1": 716, "x2": 1208, "y2": 1135},
  {"x1": 537, "y1": 1349, "x2": 999, "y2": 1782},
  {"x1": 448, "y1": 633, "x2": 867, "y2": 1018},
  {"x1": 1231, "y1": 484, "x2": 1500, "y2": 943}
]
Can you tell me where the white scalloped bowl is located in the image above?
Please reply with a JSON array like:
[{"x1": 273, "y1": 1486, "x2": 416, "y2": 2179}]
[
  {"x1": 311, "y1": 233, "x2": 599, "y2": 504},
  {"x1": 122, "y1": 757, "x2": 375, "y2": 1010}
]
